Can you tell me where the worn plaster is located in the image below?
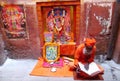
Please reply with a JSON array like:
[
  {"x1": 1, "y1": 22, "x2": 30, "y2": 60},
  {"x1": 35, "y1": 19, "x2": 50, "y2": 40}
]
[{"x1": 93, "y1": 3, "x2": 113, "y2": 35}]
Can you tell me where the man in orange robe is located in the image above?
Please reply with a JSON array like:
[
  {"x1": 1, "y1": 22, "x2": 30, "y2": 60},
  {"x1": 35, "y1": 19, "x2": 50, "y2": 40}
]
[{"x1": 74, "y1": 38, "x2": 96, "y2": 76}]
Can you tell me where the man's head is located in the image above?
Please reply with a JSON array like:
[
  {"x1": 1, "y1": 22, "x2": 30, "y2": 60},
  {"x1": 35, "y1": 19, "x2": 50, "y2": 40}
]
[
  {"x1": 83, "y1": 38, "x2": 96, "y2": 54},
  {"x1": 84, "y1": 38, "x2": 96, "y2": 47}
]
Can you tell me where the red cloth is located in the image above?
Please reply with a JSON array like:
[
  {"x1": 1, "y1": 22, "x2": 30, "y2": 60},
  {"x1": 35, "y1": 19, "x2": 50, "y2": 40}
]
[
  {"x1": 75, "y1": 64, "x2": 104, "y2": 79},
  {"x1": 60, "y1": 42, "x2": 76, "y2": 56},
  {"x1": 74, "y1": 38, "x2": 96, "y2": 65}
]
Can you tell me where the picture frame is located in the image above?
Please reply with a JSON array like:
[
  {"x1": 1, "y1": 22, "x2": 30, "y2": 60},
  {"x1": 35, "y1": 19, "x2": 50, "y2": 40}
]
[
  {"x1": 43, "y1": 43, "x2": 60, "y2": 62},
  {"x1": 44, "y1": 6, "x2": 73, "y2": 43},
  {"x1": 44, "y1": 32, "x2": 53, "y2": 43}
]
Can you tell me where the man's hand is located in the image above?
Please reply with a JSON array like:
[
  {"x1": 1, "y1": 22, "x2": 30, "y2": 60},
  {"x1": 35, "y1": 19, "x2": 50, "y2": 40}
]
[
  {"x1": 76, "y1": 65, "x2": 81, "y2": 73},
  {"x1": 84, "y1": 63, "x2": 89, "y2": 70},
  {"x1": 74, "y1": 59, "x2": 78, "y2": 66}
]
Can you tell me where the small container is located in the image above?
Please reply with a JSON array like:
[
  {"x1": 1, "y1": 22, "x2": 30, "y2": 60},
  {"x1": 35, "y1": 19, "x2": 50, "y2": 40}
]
[{"x1": 51, "y1": 67, "x2": 57, "y2": 72}]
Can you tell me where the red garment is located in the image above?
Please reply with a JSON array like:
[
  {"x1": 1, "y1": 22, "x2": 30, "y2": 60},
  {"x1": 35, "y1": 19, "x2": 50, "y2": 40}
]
[{"x1": 74, "y1": 38, "x2": 96, "y2": 65}]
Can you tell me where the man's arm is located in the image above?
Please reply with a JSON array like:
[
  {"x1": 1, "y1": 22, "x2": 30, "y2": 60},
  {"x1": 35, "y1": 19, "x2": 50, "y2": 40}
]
[
  {"x1": 74, "y1": 44, "x2": 84, "y2": 66},
  {"x1": 74, "y1": 46, "x2": 81, "y2": 66}
]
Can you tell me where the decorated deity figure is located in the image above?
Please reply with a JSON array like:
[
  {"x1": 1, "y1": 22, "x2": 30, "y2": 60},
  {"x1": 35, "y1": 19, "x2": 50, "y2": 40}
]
[
  {"x1": 1, "y1": 5, "x2": 26, "y2": 38},
  {"x1": 3, "y1": 7, "x2": 22, "y2": 31},
  {"x1": 47, "y1": 7, "x2": 72, "y2": 44}
]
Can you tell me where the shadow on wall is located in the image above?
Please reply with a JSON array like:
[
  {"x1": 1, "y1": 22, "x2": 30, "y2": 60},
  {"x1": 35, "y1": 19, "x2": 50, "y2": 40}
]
[
  {"x1": 0, "y1": 34, "x2": 7, "y2": 66},
  {"x1": 117, "y1": 0, "x2": 120, "y2": 2},
  {"x1": 0, "y1": 52, "x2": 7, "y2": 66}
]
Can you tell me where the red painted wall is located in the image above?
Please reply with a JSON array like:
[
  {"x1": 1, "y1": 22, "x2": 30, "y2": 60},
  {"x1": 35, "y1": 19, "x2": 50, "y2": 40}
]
[
  {"x1": 80, "y1": 2, "x2": 115, "y2": 54},
  {"x1": 0, "y1": 0, "x2": 116, "y2": 59}
]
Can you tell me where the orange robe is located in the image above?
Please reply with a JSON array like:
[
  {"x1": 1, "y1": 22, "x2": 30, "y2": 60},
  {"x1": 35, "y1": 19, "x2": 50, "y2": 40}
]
[{"x1": 74, "y1": 43, "x2": 96, "y2": 65}]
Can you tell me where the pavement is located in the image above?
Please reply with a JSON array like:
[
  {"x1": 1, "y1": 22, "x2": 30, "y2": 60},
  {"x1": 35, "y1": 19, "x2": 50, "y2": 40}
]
[{"x1": 0, "y1": 57, "x2": 120, "y2": 81}]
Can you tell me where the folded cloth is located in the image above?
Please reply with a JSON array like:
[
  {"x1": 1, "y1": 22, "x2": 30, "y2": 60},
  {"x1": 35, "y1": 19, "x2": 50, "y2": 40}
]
[{"x1": 42, "y1": 58, "x2": 64, "y2": 68}]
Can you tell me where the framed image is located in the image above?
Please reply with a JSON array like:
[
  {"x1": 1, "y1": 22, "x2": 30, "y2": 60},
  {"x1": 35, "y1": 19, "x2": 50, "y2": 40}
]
[
  {"x1": 43, "y1": 6, "x2": 74, "y2": 43},
  {"x1": 1, "y1": 4, "x2": 27, "y2": 39},
  {"x1": 43, "y1": 43, "x2": 60, "y2": 62},
  {"x1": 44, "y1": 32, "x2": 53, "y2": 43}
]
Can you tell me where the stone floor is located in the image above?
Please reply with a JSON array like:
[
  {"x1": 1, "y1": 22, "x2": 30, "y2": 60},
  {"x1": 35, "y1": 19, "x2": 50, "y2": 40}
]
[{"x1": 0, "y1": 57, "x2": 120, "y2": 81}]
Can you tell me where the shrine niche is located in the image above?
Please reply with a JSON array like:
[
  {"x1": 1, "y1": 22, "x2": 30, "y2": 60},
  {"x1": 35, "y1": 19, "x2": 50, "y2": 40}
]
[
  {"x1": 37, "y1": 1, "x2": 80, "y2": 55},
  {"x1": 1, "y1": 4, "x2": 27, "y2": 39}
]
